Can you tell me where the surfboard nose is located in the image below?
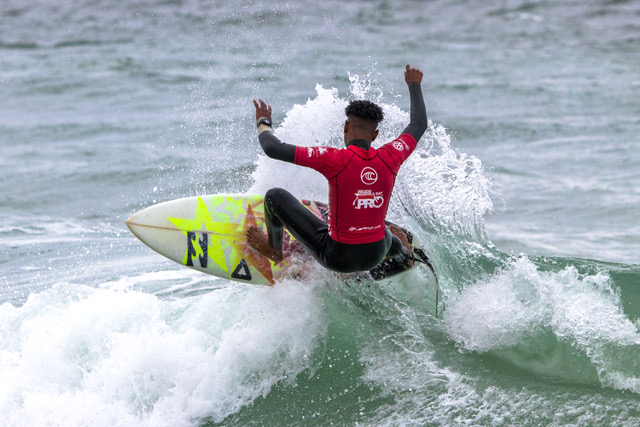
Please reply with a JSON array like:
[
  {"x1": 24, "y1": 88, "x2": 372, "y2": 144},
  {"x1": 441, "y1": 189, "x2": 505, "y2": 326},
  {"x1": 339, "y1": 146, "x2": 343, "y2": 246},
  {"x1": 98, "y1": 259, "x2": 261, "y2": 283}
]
[
  {"x1": 125, "y1": 214, "x2": 134, "y2": 229},
  {"x1": 125, "y1": 212, "x2": 143, "y2": 240}
]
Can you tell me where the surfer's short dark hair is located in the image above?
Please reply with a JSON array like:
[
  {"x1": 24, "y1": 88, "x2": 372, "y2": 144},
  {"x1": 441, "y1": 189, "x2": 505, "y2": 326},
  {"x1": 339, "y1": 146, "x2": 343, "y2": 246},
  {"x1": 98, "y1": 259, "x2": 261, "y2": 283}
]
[{"x1": 345, "y1": 100, "x2": 384, "y2": 124}]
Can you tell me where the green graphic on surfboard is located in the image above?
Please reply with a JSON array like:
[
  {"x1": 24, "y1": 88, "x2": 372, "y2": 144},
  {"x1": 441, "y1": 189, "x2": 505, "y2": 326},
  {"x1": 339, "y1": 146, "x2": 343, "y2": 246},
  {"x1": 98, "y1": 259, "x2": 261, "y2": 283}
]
[{"x1": 126, "y1": 194, "x2": 432, "y2": 285}]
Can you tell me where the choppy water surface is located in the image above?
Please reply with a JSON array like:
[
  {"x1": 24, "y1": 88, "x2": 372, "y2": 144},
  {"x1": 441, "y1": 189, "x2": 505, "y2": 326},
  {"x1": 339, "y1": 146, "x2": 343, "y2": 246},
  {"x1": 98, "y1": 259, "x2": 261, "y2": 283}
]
[{"x1": 1, "y1": 0, "x2": 639, "y2": 425}]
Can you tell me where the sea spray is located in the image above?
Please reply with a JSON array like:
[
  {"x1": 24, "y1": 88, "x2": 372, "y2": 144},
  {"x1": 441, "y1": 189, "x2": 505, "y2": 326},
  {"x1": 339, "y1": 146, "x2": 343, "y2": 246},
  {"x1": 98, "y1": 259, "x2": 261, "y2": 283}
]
[
  {"x1": 249, "y1": 84, "x2": 347, "y2": 199},
  {"x1": 393, "y1": 122, "x2": 494, "y2": 239}
]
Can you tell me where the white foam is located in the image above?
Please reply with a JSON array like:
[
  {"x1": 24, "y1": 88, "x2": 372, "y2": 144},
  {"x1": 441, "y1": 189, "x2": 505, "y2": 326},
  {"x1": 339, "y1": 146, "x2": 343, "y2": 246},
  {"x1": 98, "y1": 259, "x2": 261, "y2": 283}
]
[
  {"x1": 0, "y1": 281, "x2": 327, "y2": 426},
  {"x1": 443, "y1": 256, "x2": 640, "y2": 392}
]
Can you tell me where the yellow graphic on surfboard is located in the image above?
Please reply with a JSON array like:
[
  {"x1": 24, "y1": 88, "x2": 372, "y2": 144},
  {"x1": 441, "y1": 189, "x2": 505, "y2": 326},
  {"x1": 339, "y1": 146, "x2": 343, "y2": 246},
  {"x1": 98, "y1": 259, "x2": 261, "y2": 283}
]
[{"x1": 126, "y1": 194, "x2": 319, "y2": 285}]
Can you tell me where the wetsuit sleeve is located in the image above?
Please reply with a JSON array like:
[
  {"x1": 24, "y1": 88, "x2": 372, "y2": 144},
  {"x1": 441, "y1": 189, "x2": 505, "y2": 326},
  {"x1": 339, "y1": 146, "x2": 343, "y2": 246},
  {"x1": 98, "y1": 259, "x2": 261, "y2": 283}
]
[
  {"x1": 401, "y1": 82, "x2": 427, "y2": 142},
  {"x1": 258, "y1": 131, "x2": 296, "y2": 163}
]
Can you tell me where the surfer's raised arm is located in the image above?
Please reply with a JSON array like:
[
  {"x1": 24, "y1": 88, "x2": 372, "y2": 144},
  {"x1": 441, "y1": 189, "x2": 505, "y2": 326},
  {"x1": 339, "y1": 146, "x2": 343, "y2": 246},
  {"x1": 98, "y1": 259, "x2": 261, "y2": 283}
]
[
  {"x1": 252, "y1": 98, "x2": 296, "y2": 163},
  {"x1": 402, "y1": 64, "x2": 428, "y2": 143}
]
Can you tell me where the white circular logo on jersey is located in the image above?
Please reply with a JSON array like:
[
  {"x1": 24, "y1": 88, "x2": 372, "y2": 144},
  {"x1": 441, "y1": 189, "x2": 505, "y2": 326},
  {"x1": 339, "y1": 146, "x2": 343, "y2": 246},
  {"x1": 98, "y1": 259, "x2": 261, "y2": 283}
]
[
  {"x1": 393, "y1": 141, "x2": 405, "y2": 151},
  {"x1": 361, "y1": 167, "x2": 378, "y2": 185}
]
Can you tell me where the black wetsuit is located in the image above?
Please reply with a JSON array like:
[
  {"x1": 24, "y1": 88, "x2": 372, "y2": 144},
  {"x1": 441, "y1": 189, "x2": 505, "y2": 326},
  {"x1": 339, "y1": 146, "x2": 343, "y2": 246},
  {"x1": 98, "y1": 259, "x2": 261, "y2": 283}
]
[{"x1": 259, "y1": 82, "x2": 427, "y2": 273}]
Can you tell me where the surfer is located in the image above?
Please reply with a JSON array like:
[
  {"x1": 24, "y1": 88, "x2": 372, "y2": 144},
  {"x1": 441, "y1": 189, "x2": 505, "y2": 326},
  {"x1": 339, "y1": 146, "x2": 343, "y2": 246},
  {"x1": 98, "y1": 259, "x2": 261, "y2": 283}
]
[{"x1": 248, "y1": 64, "x2": 427, "y2": 273}]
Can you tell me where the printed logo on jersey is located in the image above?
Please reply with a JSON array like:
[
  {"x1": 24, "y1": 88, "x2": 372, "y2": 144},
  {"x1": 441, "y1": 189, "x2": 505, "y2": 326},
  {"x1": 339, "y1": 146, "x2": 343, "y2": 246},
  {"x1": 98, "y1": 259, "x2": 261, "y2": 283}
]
[
  {"x1": 393, "y1": 139, "x2": 410, "y2": 151},
  {"x1": 349, "y1": 224, "x2": 383, "y2": 232},
  {"x1": 353, "y1": 189, "x2": 384, "y2": 209},
  {"x1": 360, "y1": 167, "x2": 378, "y2": 185}
]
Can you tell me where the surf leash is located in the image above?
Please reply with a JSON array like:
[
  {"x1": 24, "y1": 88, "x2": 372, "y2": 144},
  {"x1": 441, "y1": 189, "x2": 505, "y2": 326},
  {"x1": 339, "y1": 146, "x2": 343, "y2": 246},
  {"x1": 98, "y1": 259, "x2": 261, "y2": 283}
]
[{"x1": 411, "y1": 248, "x2": 440, "y2": 318}]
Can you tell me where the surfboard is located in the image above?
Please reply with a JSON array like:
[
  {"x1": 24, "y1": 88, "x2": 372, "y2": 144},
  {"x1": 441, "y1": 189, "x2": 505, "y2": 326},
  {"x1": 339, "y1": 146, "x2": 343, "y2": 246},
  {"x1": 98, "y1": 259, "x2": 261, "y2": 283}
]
[{"x1": 126, "y1": 194, "x2": 431, "y2": 285}]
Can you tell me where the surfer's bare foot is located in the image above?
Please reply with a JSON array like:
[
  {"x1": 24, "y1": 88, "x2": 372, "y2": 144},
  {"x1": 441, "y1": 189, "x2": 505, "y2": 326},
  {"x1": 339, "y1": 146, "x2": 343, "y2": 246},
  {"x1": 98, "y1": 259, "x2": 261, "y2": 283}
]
[
  {"x1": 388, "y1": 224, "x2": 413, "y2": 267},
  {"x1": 247, "y1": 226, "x2": 283, "y2": 262}
]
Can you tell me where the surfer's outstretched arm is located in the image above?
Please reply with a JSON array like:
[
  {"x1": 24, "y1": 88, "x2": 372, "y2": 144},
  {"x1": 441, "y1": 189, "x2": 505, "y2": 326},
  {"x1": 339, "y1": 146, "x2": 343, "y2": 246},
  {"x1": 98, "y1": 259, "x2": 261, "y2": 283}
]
[
  {"x1": 252, "y1": 98, "x2": 296, "y2": 163},
  {"x1": 402, "y1": 65, "x2": 428, "y2": 143}
]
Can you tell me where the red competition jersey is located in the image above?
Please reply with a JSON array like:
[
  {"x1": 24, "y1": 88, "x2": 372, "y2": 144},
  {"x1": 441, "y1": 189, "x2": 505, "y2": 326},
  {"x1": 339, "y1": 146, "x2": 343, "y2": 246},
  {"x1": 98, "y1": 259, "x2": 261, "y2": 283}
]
[{"x1": 294, "y1": 133, "x2": 417, "y2": 244}]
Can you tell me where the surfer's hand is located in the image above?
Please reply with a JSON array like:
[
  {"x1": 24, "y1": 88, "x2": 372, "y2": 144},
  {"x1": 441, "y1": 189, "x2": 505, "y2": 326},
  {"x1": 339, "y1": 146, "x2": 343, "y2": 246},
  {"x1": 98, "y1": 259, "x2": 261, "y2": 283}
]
[
  {"x1": 253, "y1": 99, "x2": 272, "y2": 121},
  {"x1": 404, "y1": 64, "x2": 423, "y2": 85}
]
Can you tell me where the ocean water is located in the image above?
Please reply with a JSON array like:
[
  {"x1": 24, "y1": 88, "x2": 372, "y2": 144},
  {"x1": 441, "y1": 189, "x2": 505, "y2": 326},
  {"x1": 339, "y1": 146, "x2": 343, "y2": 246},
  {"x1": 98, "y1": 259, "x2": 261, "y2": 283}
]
[{"x1": 1, "y1": 0, "x2": 639, "y2": 425}]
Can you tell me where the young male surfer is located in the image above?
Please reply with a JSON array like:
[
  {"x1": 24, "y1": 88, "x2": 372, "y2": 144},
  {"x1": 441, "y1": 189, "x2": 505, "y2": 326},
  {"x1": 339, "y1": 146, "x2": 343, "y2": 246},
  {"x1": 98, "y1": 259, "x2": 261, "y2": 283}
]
[{"x1": 247, "y1": 64, "x2": 427, "y2": 273}]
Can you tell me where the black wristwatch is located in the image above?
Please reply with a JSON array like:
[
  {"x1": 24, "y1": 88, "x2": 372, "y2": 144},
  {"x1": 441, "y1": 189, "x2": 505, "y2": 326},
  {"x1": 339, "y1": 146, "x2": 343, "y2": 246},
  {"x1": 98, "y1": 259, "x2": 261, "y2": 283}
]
[{"x1": 257, "y1": 118, "x2": 272, "y2": 128}]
